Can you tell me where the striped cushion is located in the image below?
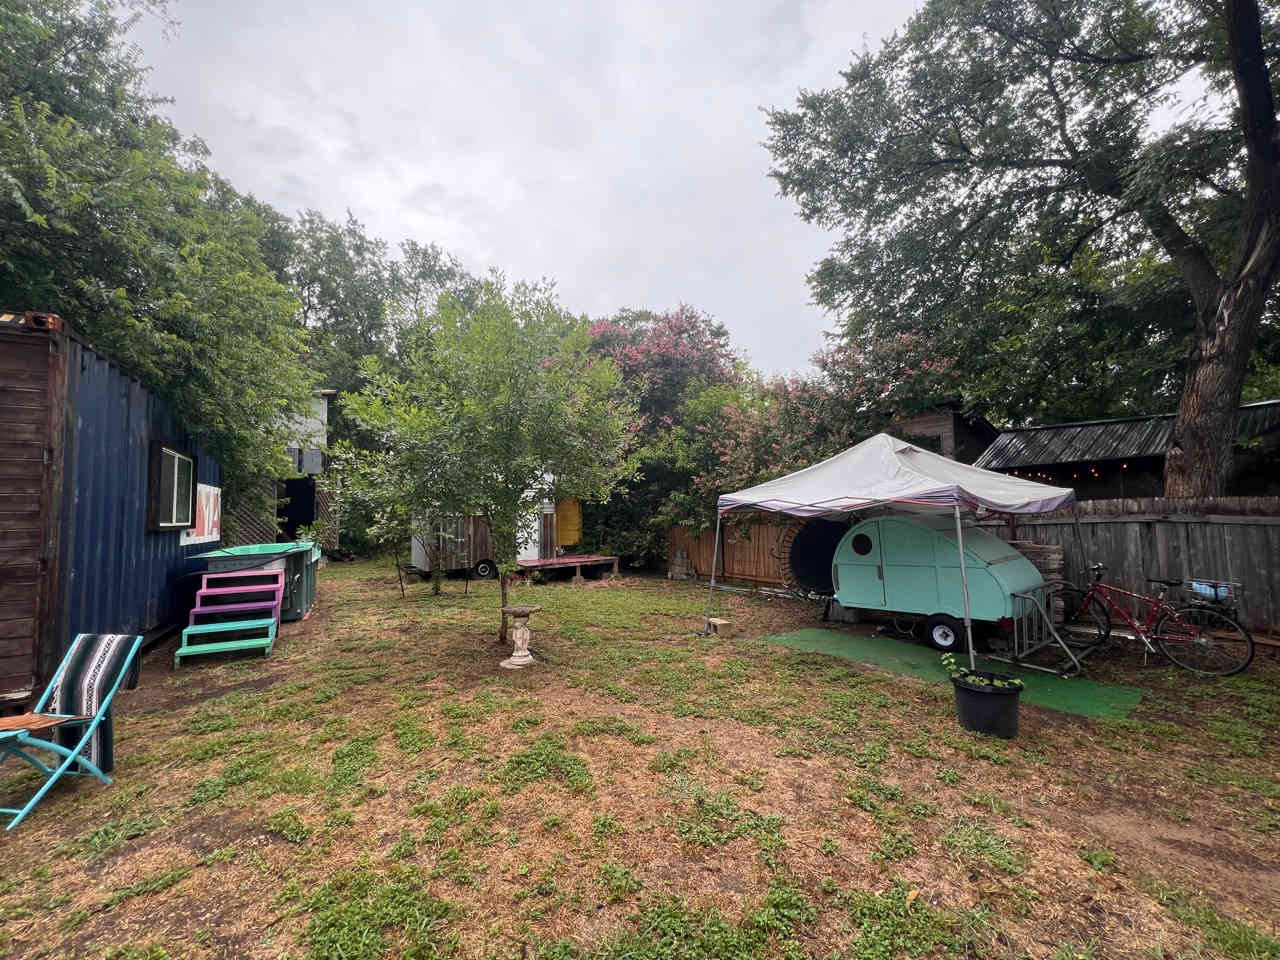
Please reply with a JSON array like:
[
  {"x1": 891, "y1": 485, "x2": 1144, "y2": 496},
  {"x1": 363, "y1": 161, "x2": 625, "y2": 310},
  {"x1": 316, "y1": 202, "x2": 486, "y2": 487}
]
[{"x1": 47, "y1": 634, "x2": 138, "y2": 774}]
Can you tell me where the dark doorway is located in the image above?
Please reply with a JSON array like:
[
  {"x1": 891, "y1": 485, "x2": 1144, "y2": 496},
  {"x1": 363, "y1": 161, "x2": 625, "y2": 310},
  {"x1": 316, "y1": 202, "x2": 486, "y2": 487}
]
[
  {"x1": 786, "y1": 518, "x2": 849, "y2": 594},
  {"x1": 279, "y1": 476, "x2": 316, "y2": 541}
]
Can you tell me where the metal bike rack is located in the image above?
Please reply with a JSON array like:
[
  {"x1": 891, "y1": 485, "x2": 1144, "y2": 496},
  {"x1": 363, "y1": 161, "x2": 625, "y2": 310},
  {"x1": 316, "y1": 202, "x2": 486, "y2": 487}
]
[{"x1": 987, "y1": 583, "x2": 1106, "y2": 678}]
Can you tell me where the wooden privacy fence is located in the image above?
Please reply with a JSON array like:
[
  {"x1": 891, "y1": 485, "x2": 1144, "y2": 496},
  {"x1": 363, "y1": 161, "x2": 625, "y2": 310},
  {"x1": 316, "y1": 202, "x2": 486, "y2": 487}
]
[
  {"x1": 979, "y1": 497, "x2": 1280, "y2": 635},
  {"x1": 667, "y1": 521, "x2": 788, "y2": 586},
  {"x1": 669, "y1": 496, "x2": 1280, "y2": 633}
]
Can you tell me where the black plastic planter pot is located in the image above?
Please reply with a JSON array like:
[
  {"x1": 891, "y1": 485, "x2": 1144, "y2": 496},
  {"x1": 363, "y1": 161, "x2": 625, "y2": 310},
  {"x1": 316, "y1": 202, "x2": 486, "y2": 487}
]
[{"x1": 951, "y1": 672, "x2": 1022, "y2": 739}]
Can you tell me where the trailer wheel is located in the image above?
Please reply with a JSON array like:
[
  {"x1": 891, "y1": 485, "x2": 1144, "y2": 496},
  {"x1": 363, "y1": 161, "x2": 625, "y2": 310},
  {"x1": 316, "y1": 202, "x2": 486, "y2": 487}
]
[
  {"x1": 922, "y1": 614, "x2": 966, "y2": 652},
  {"x1": 472, "y1": 559, "x2": 497, "y2": 579}
]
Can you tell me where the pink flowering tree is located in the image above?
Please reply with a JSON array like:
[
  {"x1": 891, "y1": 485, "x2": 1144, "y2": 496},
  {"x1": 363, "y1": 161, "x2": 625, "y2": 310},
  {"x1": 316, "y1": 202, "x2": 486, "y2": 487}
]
[{"x1": 581, "y1": 307, "x2": 740, "y2": 563}]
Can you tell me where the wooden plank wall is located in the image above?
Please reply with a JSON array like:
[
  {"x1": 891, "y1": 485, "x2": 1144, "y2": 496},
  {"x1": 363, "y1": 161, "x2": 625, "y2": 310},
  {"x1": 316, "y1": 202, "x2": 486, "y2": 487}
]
[
  {"x1": 540, "y1": 513, "x2": 557, "y2": 560},
  {"x1": 667, "y1": 522, "x2": 788, "y2": 586},
  {"x1": 979, "y1": 497, "x2": 1280, "y2": 634},
  {"x1": 0, "y1": 334, "x2": 53, "y2": 701}
]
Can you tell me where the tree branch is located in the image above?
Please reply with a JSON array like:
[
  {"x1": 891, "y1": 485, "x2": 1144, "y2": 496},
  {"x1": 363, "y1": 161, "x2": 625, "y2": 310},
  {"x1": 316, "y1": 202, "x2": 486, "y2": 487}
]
[
  {"x1": 1058, "y1": 209, "x2": 1126, "y2": 267},
  {"x1": 1134, "y1": 200, "x2": 1222, "y2": 315},
  {"x1": 1226, "y1": 0, "x2": 1280, "y2": 177},
  {"x1": 1044, "y1": 59, "x2": 1082, "y2": 164}
]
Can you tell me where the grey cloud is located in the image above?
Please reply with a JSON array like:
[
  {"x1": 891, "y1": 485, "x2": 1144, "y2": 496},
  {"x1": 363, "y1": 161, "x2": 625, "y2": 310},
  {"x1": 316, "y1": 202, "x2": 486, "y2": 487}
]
[{"x1": 138, "y1": 0, "x2": 919, "y2": 373}]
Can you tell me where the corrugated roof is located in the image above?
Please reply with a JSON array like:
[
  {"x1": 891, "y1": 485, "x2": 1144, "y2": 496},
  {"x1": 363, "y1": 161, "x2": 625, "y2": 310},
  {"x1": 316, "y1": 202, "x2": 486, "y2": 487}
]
[{"x1": 975, "y1": 400, "x2": 1280, "y2": 470}]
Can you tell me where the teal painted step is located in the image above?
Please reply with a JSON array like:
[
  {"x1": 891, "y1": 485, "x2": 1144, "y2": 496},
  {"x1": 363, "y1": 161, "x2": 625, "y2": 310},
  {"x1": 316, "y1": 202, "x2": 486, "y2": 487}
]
[{"x1": 176, "y1": 617, "x2": 277, "y2": 666}]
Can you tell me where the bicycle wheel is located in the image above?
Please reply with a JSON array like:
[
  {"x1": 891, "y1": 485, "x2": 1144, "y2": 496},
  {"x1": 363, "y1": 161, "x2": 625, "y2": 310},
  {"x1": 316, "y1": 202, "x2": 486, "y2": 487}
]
[
  {"x1": 1050, "y1": 583, "x2": 1111, "y2": 646},
  {"x1": 1154, "y1": 606, "x2": 1254, "y2": 676}
]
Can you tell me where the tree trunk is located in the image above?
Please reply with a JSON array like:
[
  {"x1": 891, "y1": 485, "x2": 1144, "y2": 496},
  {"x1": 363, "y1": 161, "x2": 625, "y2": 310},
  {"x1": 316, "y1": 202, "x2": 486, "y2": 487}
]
[
  {"x1": 1164, "y1": 288, "x2": 1267, "y2": 495},
  {"x1": 1164, "y1": 0, "x2": 1279, "y2": 496},
  {"x1": 499, "y1": 572, "x2": 509, "y2": 645},
  {"x1": 1164, "y1": 211, "x2": 1280, "y2": 495},
  {"x1": 392, "y1": 543, "x2": 405, "y2": 599},
  {"x1": 1163, "y1": 167, "x2": 1280, "y2": 496}
]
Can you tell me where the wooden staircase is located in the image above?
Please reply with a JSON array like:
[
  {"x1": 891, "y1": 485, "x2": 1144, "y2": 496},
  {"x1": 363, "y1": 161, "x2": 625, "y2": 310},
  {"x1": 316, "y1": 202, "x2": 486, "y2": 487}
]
[{"x1": 175, "y1": 570, "x2": 284, "y2": 666}]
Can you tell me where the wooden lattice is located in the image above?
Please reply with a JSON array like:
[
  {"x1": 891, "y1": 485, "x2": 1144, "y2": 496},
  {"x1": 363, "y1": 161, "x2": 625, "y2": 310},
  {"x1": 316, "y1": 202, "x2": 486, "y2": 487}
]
[
  {"x1": 314, "y1": 478, "x2": 340, "y2": 551},
  {"x1": 222, "y1": 479, "x2": 280, "y2": 547}
]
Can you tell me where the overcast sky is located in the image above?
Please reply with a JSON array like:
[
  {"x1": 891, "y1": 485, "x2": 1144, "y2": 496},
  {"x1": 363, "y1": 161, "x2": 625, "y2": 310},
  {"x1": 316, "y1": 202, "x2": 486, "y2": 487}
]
[{"x1": 135, "y1": 1, "x2": 918, "y2": 374}]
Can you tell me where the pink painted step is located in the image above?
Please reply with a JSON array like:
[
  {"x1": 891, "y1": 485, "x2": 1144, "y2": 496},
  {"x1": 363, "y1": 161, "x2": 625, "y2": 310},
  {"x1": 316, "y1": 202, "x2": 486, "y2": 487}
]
[
  {"x1": 200, "y1": 570, "x2": 284, "y2": 591},
  {"x1": 189, "y1": 600, "x2": 282, "y2": 625},
  {"x1": 197, "y1": 585, "x2": 283, "y2": 599}
]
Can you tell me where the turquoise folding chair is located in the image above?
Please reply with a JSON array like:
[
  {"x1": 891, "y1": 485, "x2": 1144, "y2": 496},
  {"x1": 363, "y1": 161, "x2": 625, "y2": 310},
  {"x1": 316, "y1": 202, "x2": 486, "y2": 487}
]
[{"x1": 0, "y1": 633, "x2": 142, "y2": 830}]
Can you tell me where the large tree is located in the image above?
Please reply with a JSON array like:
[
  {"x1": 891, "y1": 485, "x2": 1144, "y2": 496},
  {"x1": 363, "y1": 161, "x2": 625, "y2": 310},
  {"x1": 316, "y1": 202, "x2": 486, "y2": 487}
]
[
  {"x1": 0, "y1": 0, "x2": 314, "y2": 494},
  {"x1": 341, "y1": 278, "x2": 636, "y2": 641},
  {"x1": 290, "y1": 210, "x2": 397, "y2": 400},
  {"x1": 285, "y1": 213, "x2": 480, "y2": 553},
  {"x1": 583, "y1": 306, "x2": 739, "y2": 563},
  {"x1": 767, "y1": 0, "x2": 1280, "y2": 495}
]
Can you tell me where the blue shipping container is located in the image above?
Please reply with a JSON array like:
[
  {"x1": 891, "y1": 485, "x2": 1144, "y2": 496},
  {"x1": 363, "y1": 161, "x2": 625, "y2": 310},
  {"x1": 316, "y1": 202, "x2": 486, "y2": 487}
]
[{"x1": 0, "y1": 312, "x2": 222, "y2": 703}]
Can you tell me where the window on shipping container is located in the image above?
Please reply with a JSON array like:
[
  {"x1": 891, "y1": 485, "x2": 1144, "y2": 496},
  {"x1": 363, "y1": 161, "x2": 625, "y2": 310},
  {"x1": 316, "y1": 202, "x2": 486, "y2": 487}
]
[{"x1": 150, "y1": 444, "x2": 196, "y2": 529}]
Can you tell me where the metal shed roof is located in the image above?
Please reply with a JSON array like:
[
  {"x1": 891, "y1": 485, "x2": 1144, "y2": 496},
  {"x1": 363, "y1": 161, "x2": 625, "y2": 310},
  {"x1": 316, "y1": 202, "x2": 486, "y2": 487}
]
[{"x1": 974, "y1": 400, "x2": 1280, "y2": 470}]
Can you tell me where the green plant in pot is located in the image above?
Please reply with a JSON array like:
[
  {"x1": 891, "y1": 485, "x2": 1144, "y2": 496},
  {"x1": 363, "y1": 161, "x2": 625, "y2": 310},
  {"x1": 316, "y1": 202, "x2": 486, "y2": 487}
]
[{"x1": 941, "y1": 653, "x2": 1024, "y2": 740}]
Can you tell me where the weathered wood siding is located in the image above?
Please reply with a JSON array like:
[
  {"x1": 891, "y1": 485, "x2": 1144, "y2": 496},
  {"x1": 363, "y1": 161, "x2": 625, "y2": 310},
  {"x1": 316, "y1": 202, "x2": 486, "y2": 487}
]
[
  {"x1": 0, "y1": 332, "x2": 56, "y2": 702},
  {"x1": 892, "y1": 411, "x2": 956, "y2": 457},
  {"x1": 980, "y1": 497, "x2": 1280, "y2": 633},
  {"x1": 668, "y1": 522, "x2": 788, "y2": 586},
  {"x1": 413, "y1": 516, "x2": 496, "y2": 572},
  {"x1": 540, "y1": 513, "x2": 556, "y2": 559}
]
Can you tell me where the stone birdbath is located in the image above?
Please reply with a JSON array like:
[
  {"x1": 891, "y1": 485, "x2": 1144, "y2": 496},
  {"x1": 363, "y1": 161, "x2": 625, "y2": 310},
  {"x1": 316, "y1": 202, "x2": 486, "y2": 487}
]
[{"x1": 500, "y1": 604, "x2": 542, "y2": 669}]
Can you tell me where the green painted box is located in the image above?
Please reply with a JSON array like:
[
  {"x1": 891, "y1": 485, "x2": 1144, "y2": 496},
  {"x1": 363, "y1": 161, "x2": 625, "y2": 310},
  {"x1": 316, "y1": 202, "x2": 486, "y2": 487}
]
[{"x1": 193, "y1": 541, "x2": 318, "y2": 622}]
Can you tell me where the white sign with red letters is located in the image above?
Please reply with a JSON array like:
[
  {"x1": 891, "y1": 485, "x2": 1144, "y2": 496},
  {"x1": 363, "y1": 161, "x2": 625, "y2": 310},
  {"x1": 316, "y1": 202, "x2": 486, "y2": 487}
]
[{"x1": 180, "y1": 483, "x2": 222, "y2": 545}]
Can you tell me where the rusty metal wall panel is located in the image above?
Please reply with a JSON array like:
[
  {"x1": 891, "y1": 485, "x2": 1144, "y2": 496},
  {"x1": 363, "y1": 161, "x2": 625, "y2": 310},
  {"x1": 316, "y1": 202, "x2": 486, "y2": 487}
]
[{"x1": 0, "y1": 330, "x2": 55, "y2": 702}]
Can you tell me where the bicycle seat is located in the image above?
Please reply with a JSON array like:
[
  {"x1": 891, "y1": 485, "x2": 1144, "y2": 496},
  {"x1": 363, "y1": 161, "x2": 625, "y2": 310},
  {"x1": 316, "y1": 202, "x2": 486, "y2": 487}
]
[{"x1": 1146, "y1": 577, "x2": 1183, "y2": 588}]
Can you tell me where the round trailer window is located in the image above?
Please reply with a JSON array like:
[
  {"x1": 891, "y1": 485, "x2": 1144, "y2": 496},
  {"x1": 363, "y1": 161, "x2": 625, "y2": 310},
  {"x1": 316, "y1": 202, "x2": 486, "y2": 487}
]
[{"x1": 852, "y1": 533, "x2": 873, "y2": 556}]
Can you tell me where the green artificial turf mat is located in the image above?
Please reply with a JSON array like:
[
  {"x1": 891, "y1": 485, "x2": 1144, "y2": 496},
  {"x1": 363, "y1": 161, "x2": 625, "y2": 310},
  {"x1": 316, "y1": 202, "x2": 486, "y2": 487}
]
[{"x1": 768, "y1": 627, "x2": 1145, "y2": 719}]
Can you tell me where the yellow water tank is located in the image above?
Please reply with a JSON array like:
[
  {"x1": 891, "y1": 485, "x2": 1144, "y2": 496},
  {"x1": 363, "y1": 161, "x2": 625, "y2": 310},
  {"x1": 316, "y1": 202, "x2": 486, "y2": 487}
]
[{"x1": 556, "y1": 496, "x2": 581, "y2": 547}]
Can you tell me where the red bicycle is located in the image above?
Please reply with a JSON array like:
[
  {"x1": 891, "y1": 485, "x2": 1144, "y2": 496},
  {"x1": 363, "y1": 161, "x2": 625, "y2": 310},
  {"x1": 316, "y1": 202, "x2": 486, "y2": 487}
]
[{"x1": 1054, "y1": 564, "x2": 1254, "y2": 676}]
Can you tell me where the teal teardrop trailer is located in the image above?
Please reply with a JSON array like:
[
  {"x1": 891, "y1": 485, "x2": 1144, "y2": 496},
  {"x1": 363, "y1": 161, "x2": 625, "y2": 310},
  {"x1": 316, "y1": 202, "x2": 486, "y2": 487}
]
[
  {"x1": 712, "y1": 433, "x2": 1076, "y2": 665},
  {"x1": 832, "y1": 515, "x2": 1045, "y2": 651}
]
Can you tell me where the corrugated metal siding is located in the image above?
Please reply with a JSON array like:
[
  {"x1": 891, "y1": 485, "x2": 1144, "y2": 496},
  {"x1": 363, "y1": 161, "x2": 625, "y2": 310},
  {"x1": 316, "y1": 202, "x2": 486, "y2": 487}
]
[
  {"x1": 976, "y1": 401, "x2": 1280, "y2": 470},
  {"x1": 45, "y1": 337, "x2": 220, "y2": 678}
]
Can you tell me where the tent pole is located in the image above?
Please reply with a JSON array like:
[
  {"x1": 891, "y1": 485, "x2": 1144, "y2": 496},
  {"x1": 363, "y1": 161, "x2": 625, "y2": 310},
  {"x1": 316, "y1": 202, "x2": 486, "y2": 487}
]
[
  {"x1": 703, "y1": 512, "x2": 723, "y2": 635},
  {"x1": 1071, "y1": 504, "x2": 1087, "y2": 584},
  {"x1": 953, "y1": 504, "x2": 976, "y2": 670}
]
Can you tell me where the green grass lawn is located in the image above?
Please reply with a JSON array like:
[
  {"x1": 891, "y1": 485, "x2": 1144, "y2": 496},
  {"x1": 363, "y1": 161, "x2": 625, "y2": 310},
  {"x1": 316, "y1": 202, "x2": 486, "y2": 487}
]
[{"x1": 0, "y1": 560, "x2": 1276, "y2": 959}]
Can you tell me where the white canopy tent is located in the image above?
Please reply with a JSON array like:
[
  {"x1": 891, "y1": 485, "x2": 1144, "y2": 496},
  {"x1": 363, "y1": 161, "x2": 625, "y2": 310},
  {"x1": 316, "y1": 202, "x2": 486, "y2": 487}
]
[{"x1": 706, "y1": 433, "x2": 1076, "y2": 669}]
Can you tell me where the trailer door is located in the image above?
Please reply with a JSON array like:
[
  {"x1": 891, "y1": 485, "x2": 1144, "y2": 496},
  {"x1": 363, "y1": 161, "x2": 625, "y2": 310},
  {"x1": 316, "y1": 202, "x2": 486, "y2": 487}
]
[{"x1": 835, "y1": 520, "x2": 886, "y2": 607}]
